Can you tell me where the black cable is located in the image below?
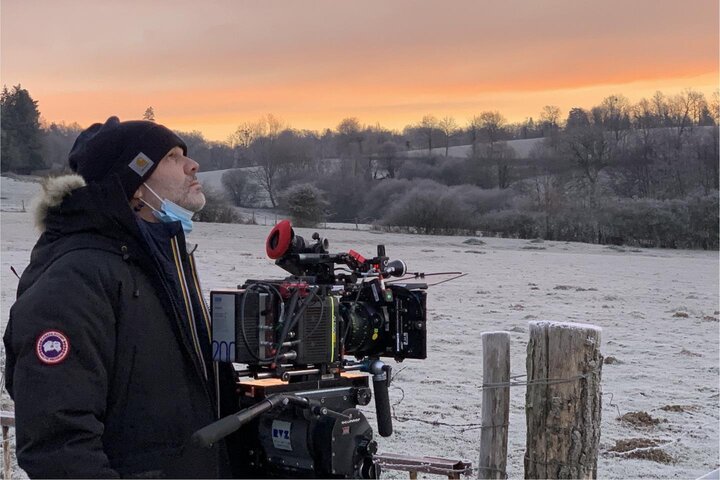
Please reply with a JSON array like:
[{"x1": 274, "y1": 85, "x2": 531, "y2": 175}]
[
  {"x1": 239, "y1": 282, "x2": 284, "y2": 363},
  {"x1": 301, "y1": 288, "x2": 327, "y2": 341},
  {"x1": 273, "y1": 286, "x2": 319, "y2": 366}
]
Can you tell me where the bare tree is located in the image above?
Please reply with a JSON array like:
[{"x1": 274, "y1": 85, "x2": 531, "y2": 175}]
[
  {"x1": 337, "y1": 117, "x2": 364, "y2": 154},
  {"x1": 478, "y1": 111, "x2": 506, "y2": 146},
  {"x1": 467, "y1": 116, "x2": 482, "y2": 158},
  {"x1": 539, "y1": 105, "x2": 561, "y2": 135},
  {"x1": 660, "y1": 89, "x2": 707, "y2": 195},
  {"x1": 622, "y1": 98, "x2": 658, "y2": 197},
  {"x1": 562, "y1": 122, "x2": 611, "y2": 201},
  {"x1": 337, "y1": 117, "x2": 365, "y2": 175},
  {"x1": 419, "y1": 115, "x2": 439, "y2": 154},
  {"x1": 248, "y1": 114, "x2": 287, "y2": 207},
  {"x1": 594, "y1": 94, "x2": 631, "y2": 144},
  {"x1": 710, "y1": 89, "x2": 720, "y2": 125},
  {"x1": 531, "y1": 171, "x2": 564, "y2": 239},
  {"x1": 222, "y1": 169, "x2": 261, "y2": 207},
  {"x1": 377, "y1": 141, "x2": 402, "y2": 178},
  {"x1": 229, "y1": 121, "x2": 261, "y2": 167},
  {"x1": 438, "y1": 116, "x2": 458, "y2": 157},
  {"x1": 476, "y1": 111, "x2": 510, "y2": 188}
]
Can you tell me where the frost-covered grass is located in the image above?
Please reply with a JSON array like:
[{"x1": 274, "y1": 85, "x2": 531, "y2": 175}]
[{"x1": 1, "y1": 176, "x2": 718, "y2": 478}]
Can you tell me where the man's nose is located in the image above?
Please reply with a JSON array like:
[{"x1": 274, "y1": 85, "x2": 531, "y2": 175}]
[{"x1": 185, "y1": 157, "x2": 200, "y2": 174}]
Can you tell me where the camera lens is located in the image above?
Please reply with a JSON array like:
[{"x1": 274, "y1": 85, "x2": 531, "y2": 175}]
[{"x1": 340, "y1": 302, "x2": 384, "y2": 357}]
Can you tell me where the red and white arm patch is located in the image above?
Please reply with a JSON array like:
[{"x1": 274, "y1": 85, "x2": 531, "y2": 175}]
[{"x1": 35, "y1": 330, "x2": 70, "y2": 365}]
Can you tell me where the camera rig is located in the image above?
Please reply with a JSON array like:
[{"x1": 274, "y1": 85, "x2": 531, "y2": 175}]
[{"x1": 192, "y1": 220, "x2": 467, "y2": 478}]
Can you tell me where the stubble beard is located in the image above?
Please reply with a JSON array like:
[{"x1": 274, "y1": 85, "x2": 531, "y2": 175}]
[
  {"x1": 175, "y1": 178, "x2": 206, "y2": 213},
  {"x1": 179, "y1": 188, "x2": 206, "y2": 213}
]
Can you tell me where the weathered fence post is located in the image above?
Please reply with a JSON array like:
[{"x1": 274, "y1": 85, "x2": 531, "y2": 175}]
[
  {"x1": 524, "y1": 321, "x2": 603, "y2": 479},
  {"x1": 1, "y1": 411, "x2": 15, "y2": 480},
  {"x1": 478, "y1": 332, "x2": 510, "y2": 479},
  {"x1": 2, "y1": 426, "x2": 9, "y2": 480}
]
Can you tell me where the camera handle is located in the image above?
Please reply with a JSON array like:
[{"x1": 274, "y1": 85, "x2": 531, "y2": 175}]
[
  {"x1": 366, "y1": 359, "x2": 393, "y2": 437},
  {"x1": 191, "y1": 393, "x2": 352, "y2": 448}
]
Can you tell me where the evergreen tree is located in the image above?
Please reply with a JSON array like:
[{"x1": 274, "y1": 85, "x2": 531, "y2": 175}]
[
  {"x1": 1, "y1": 84, "x2": 45, "y2": 173},
  {"x1": 143, "y1": 106, "x2": 156, "y2": 122}
]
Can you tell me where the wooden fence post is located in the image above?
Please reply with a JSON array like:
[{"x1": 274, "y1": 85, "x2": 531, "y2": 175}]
[
  {"x1": 478, "y1": 332, "x2": 510, "y2": 479},
  {"x1": 524, "y1": 321, "x2": 603, "y2": 479},
  {"x1": 1, "y1": 411, "x2": 15, "y2": 480}
]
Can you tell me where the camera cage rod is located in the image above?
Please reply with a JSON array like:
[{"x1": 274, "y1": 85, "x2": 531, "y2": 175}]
[{"x1": 385, "y1": 271, "x2": 468, "y2": 287}]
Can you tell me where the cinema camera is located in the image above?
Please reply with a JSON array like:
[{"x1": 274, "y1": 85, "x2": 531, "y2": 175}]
[{"x1": 192, "y1": 220, "x2": 429, "y2": 478}]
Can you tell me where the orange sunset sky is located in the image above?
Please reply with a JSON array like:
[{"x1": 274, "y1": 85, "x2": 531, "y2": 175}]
[{"x1": 2, "y1": 0, "x2": 718, "y2": 141}]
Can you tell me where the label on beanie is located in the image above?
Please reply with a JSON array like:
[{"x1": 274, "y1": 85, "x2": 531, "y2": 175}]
[{"x1": 129, "y1": 152, "x2": 154, "y2": 177}]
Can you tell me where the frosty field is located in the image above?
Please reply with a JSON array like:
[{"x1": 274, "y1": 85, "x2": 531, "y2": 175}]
[{"x1": 1, "y1": 177, "x2": 718, "y2": 478}]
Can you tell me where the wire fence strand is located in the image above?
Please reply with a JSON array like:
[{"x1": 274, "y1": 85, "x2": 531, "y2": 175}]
[{"x1": 391, "y1": 369, "x2": 602, "y2": 432}]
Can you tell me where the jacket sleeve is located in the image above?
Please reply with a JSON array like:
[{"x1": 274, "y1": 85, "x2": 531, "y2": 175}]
[{"x1": 4, "y1": 252, "x2": 120, "y2": 478}]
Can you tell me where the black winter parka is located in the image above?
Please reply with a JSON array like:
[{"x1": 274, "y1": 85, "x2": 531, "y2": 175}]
[{"x1": 3, "y1": 174, "x2": 237, "y2": 478}]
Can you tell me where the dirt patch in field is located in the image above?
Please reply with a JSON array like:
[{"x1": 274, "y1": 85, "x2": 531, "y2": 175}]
[
  {"x1": 609, "y1": 437, "x2": 659, "y2": 451},
  {"x1": 660, "y1": 405, "x2": 696, "y2": 413},
  {"x1": 679, "y1": 348, "x2": 702, "y2": 357},
  {"x1": 604, "y1": 356, "x2": 622, "y2": 365},
  {"x1": 619, "y1": 411, "x2": 662, "y2": 427},
  {"x1": 608, "y1": 438, "x2": 674, "y2": 464},
  {"x1": 462, "y1": 238, "x2": 485, "y2": 246}
]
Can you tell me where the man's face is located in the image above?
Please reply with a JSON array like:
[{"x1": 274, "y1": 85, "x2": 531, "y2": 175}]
[{"x1": 143, "y1": 146, "x2": 205, "y2": 212}]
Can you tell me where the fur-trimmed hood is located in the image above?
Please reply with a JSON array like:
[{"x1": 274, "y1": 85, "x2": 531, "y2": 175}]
[
  {"x1": 33, "y1": 174, "x2": 87, "y2": 232},
  {"x1": 19, "y1": 173, "x2": 150, "y2": 296},
  {"x1": 30, "y1": 172, "x2": 140, "y2": 245}
]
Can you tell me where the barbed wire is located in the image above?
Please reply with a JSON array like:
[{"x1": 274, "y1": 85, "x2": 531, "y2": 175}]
[
  {"x1": 389, "y1": 368, "x2": 603, "y2": 432},
  {"x1": 524, "y1": 454, "x2": 594, "y2": 469},
  {"x1": 481, "y1": 369, "x2": 600, "y2": 390}
]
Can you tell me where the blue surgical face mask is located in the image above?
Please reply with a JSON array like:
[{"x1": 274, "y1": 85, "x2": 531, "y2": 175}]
[{"x1": 142, "y1": 183, "x2": 194, "y2": 235}]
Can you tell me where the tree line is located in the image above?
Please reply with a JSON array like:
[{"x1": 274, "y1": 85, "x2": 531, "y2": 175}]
[{"x1": 2, "y1": 84, "x2": 718, "y2": 249}]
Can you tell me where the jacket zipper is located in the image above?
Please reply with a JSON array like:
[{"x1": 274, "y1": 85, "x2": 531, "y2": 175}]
[
  {"x1": 187, "y1": 253, "x2": 221, "y2": 417},
  {"x1": 126, "y1": 241, "x2": 215, "y2": 409},
  {"x1": 169, "y1": 237, "x2": 208, "y2": 380}
]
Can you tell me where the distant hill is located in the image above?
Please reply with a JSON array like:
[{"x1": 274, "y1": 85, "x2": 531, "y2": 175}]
[
  {"x1": 407, "y1": 137, "x2": 546, "y2": 159},
  {"x1": 198, "y1": 138, "x2": 547, "y2": 193},
  {"x1": 197, "y1": 166, "x2": 260, "y2": 194}
]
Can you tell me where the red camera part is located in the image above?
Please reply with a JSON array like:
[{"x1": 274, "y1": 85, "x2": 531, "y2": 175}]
[
  {"x1": 266, "y1": 220, "x2": 293, "y2": 259},
  {"x1": 348, "y1": 249, "x2": 367, "y2": 267},
  {"x1": 278, "y1": 281, "x2": 311, "y2": 298}
]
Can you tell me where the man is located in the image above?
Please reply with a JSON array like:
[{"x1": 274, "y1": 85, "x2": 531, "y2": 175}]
[{"x1": 3, "y1": 117, "x2": 238, "y2": 478}]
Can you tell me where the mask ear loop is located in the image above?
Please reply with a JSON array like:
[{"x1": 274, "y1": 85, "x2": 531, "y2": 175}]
[
  {"x1": 143, "y1": 201, "x2": 163, "y2": 215},
  {"x1": 141, "y1": 183, "x2": 165, "y2": 214}
]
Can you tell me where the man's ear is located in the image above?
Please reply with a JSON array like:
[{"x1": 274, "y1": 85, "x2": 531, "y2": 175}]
[{"x1": 132, "y1": 187, "x2": 143, "y2": 200}]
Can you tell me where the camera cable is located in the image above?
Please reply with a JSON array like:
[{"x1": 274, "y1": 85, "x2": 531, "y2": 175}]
[{"x1": 239, "y1": 282, "x2": 285, "y2": 363}]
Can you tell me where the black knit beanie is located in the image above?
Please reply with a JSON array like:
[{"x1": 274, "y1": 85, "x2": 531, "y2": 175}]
[{"x1": 68, "y1": 116, "x2": 187, "y2": 198}]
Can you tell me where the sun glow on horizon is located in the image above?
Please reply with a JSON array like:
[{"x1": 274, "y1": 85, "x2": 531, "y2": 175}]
[{"x1": 3, "y1": 1, "x2": 717, "y2": 142}]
